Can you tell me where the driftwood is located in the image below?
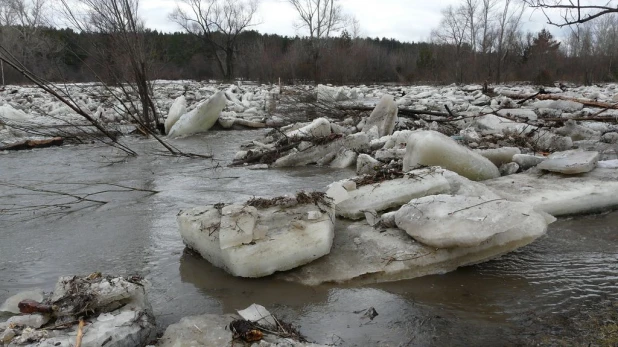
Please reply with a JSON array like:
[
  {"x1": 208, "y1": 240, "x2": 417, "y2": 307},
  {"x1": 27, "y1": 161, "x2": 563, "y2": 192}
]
[
  {"x1": 507, "y1": 93, "x2": 618, "y2": 110},
  {"x1": 541, "y1": 117, "x2": 618, "y2": 123},
  {"x1": 75, "y1": 319, "x2": 85, "y2": 347},
  {"x1": 338, "y1": 105, "x2": 452, "y2": 118},
  {"x1": 0, "y1": 137, "x2": 63, "y2": 151},
  {"x1": 230, "y1": 142, "x2": 300, "y2": 166}
]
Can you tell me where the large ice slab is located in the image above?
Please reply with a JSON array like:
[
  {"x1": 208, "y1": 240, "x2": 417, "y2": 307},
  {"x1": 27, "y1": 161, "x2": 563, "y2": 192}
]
[
  {"x1": 317, "y1": 84, "x2": 350, "y2": 102},
  {"x1": 330, "y1": 168, "x2": 451, "y2": 220},
  {"x1": 362, "y1": 95, "x2": 398, "y2": 137},
  {"x1": 272, "y1": 138, "x2": 344, "y2": 167},
  {"x1": 537, "y1": 150, "x2": 599, "y2": 174},
  {"x1": 286, "y1": 117, "x2": 332, "y2": 139},
  {"x1": 277, "y1": 217, "x2": 549, "y2": 285},
  {"x1": 164, "y1": 95, "x2": 187, "y2": 134},
  {"x1": 394, "y1": 194, "x2": 554, "y2": 248},
  {"x1": 403, "y1": 130, "x2": 500, "y2": 181},
  {"x1": 168, "y1": 91, "x2": 226, "y2": 138},
  {"x1": 178, "y1": 196, "x2": 335, "y2": 277},
  {"x1": 485, "y1": 168, "x2": 618, "y2": 216}
]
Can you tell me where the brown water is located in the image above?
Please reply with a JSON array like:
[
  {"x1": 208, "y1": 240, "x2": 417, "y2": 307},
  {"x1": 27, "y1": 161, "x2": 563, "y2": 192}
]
[{"x1": 1, "y1": 130, "x2": 617, "y2": 346}]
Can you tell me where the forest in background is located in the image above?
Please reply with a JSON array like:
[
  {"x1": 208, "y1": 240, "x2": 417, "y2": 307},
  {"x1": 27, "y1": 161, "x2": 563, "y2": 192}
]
[{"x1": 2, "y1": 0, "x2": 618, "y2": 86}]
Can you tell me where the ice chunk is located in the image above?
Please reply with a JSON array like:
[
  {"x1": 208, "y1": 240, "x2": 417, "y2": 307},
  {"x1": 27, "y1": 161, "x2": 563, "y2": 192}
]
[
  {"x1": 336, "y1": 168, "x2": 451, "y2": 219},
  {"x1": 485, "y1": 168, "x2": 618, "y2": 216},
  {"x1": 598, "y1": 159, "x2": 618, "y2": 169},
  {"x1": 158, "y1": 313, "x2": 326, "y2": 347},
  {"x1": 555, "y1": 120, "x2": 601, "y2": 141},
  {"x1": 0, "y1": 289, "x2": 44, "y2": 314},
  {"x1": 532, "y1": 130, "x2": 573, "y2": 151},
  {"x1": 537, "y1": 150, "x2": 599, "y2": 174},
  {"x1": 375, "y1": 148, "x2": 406, "y2": 161},
  {"x1": 7, "y1": 314, "x2": 49, "y2": 328},
  {"x1": 513, "y1": 154, "x2": 546, "y2": 170},
  {"x1": 317, "y1": 84, "x2": 349, "y2": 102},
  {"x1": 476, "y1": 147, "x2": 521, "y2": 167},
  {"x1": 342, "y1": 180, "x2": 356, "y2": 191},
  {"x1": 219, "y1": 205, "x2": 258, "y2": 249},
  {"x1": 343, "y1": 132, "x2": 370, "y2": 151},
  {"x1": 356, "y1": 154, "x2": 380, "y2": 175},
  {"x1": 273, "y1": 138, "x2": 343, "y2": 167},
  {"x1": 218, "y1": 112, "x2": 236, "y2": 129},
  {"x1": 164, "y1": 95, "x2": 187, "y2": 134},
  {"x1": 497, "y1": 108, "x2": 538, "y2": 121},
  {"x1": 474, "y1": 114, "x2": 573, "y2": 150},
  {"x1": 362, "y1": 95, "x2": 398, "y2": 137},
  {"x1": 473, "y1": 114, "x2": 530, "y2": 133},
  {"x1": 394, "y1": 195, "x2": 553, "y2": 248},
  {"x1": 403, "y1": 131, "x2": 500, "y2": 181},
  {"x1": 325, "y1": 182, "x2": 350, "y2": 204},
  {"x1": 460, "y1": 128, "x2": 481, "y2": 143},
  {"x1": 499, "y1": 162, "x2": 520, "y2": 176},
  {"x1": 286, "y1": 117, "x2": 331, "y2": 139},
  {"x1": 602, "y1": 132, "x2": 618, "y2": 144},
  {"x1": 237, "y1": 304, "x2": 277, "y2": 327},
  {"x1": 0, "y1": 329, "x2": 15, "y2": 344},
  {"x1": 278, "y1": 214, "x2": 549, "y2": 285},
  {"x1": 168, "y1": 91, "x2": 227, "y2": 138},
  {"x1": 14, "y1": 275, "x2": 155, "y2": 347},
  {"x1": 330, "y1": 148, "x2": 358, "y2": 168},
  {"x1": 0, "y1": 104, "x2": 30, "y2": 122},
  {"x1": 178, "y1": 200, "x2": 335, "y2": 278},
  {"x1": 548, "y1": 100, "x2": 584, "y2": 113}
]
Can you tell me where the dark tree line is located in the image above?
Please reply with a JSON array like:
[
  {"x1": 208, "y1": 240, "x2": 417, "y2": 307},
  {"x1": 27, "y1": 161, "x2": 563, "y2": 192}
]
[{"x1": 3, "y1": 17, "x2": 618, "y2": 86}]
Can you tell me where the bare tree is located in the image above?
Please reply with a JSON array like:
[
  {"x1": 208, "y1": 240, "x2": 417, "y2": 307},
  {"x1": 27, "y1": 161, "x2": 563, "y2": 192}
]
[
  {"x1": 494, "y1": 0, "x2": 524, "y2": 82},
  {"x1": 170, "y1": 0, "x2": 259, "y2": 81},
  {"x1": 58, "y1": 0, "x2": 163, "y2": 133},
  {"x1": 0, "y1": 0, "x2": 53, "y2": 81},
  {"x1": 287, "y1": 0, "x2": 348, "y2": 83},
  {"x1": 432, "y1": 5, "x2": 470, "y2": 83},
  {"x1": 479, "y1": 0, "x2": 498, "y2": 55},
  {"x1": 523, "y1": 0, "x2": 618, "y2": 27},
  {"x1": 463, "y1": 0, "x2": 479, "y2": 51}
]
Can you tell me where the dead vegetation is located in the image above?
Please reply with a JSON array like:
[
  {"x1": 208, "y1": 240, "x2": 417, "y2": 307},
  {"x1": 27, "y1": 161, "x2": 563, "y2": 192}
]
[
  {"x1": 228, "y1": 315, "x2": 307, "y2": 344},
  {"x1": 231, "y1": 132, "x2": 344, "y2": 167},
  {"x1": 245, "y1": 191, "x2": 332, "y2": 210},
  {"x1": 354, "y1": 166, "x2": 405, "y2": 187},
  {"x1": 50, "y1": 273, "x2": 141, "y2": 324}
]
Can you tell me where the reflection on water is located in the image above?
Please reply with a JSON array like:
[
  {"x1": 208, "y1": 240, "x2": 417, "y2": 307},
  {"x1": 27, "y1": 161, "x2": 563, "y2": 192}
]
[
  {"x1": 179, "y1": 250, "x2": 329, "y2": 312},
  {"x1": 1, "y1": 131, "x2": 617, "y2": 345}
]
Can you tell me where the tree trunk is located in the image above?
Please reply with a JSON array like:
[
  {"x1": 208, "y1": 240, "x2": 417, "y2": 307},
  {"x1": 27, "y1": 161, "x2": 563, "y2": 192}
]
[{"x1": 225, "y1": 47, "x2": 234, "y2": 81}]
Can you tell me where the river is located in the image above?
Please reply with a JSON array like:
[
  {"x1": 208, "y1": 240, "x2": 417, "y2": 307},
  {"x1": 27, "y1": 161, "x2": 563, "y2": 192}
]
[{"x1": 1, "y1": 130, "x2": 617, "y2": 346}]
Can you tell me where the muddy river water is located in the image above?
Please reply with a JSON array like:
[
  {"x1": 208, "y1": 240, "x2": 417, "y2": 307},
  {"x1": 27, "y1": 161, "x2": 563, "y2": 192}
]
[{"x1": 1, "y1": 130, "x2": 617, "y2": 346}]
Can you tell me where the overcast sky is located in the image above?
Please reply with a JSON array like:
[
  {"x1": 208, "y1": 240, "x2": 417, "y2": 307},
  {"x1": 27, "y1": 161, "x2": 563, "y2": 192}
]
[{"x1": 141, "y1": 0, "x2": 566, "y2": 42}]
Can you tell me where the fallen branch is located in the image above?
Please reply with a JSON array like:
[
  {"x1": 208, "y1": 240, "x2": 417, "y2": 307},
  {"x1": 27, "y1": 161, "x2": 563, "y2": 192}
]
[
  {"x1": 75, "y1": 319, "x2": 85, "y2": 347},
  {"x1": 338, "y1": 105, "x2": 452, "y2": 118},
  {"x1": 230, "y1": 142, "x2": 300, "y2": 166},
  {"x1": 541, "y1": 116, "x2": 618, "y2": 123},
  {"x1": 0, "y1": 137, "x2": 64, "y2": 151},
  {"x1": 507, "y1": 92, "x2": 618, "y2": 110}
]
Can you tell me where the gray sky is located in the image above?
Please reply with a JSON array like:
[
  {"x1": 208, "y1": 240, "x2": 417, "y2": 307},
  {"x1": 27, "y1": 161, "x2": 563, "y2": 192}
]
[{"x1": 141, "y1": 0, "x2": 564, "y2": 42}]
